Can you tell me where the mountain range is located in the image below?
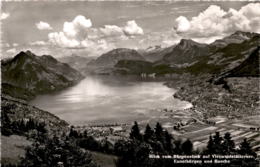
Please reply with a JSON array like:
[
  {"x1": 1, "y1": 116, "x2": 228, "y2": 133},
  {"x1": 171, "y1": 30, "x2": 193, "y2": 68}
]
[
  {"x1": 99, "y1": 31, "x2": 259, "y2": 77},
  {"x1": 1, "y1": 50, "x2": 83, "y2": 100},
  {"x1": 1, "y1": 31, "x2": 259, "y2": 100}
]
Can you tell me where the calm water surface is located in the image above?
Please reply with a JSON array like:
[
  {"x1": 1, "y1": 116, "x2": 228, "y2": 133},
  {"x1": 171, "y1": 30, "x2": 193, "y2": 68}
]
[{"x1": 30, "y1": 75, "x2": 191, "y2": 125}]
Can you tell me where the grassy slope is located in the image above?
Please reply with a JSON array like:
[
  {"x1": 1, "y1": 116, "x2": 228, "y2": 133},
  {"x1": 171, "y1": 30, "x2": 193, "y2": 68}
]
[
  {"x1": 90, "y1": 151, "x2": 118, "y2": 167},
  {"x1": 1, "y1": 135, "x2": 32, "y2": 165}
]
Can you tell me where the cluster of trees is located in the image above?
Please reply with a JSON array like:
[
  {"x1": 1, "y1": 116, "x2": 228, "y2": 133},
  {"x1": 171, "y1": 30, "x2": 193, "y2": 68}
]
[
  {"x1": 2, "y1": 126, "x2": 99, "y2": 167},
  {"x1": 21, "y1": 135, "x2": 98, "y2": 167},
  {"x1": 115, "y1": 122, "x2": 258, "y2": 167},
  {"x1": 68, "y1": 126, "x2": 114, "y2": 154},
  {"x1": 3, "y1": 120, "x2": 257, "y2": 167},
  {"x1": 128, "y1": 122, "x2": 193, "y2": 155},
  {"x1": 2, "y1": 112, "x2": 47, "y2": 136}
]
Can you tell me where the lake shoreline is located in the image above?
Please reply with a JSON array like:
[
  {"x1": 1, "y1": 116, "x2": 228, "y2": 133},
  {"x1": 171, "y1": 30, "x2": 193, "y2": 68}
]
[{"x1": 29, "y1": 75, "x2": 192, "y2": 126}]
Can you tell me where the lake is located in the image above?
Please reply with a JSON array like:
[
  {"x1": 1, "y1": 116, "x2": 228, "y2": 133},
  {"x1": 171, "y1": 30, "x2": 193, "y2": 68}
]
[{"x1": 30, "y1": 75, "x2": 192, "y2": 125}]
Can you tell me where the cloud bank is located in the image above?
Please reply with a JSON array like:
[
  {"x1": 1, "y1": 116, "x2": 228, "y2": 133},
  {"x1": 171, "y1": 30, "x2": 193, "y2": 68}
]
[
  {"x1": 36, "y1": 21, "x2": 53, "y2": 30},
  {"x1": 6, "y1": 48, "x2": 16, "y2": 54},
  {"x1": 123, "y1": 20, "x2": 144, "y2": 36},
  {"x1": 1, "y1": 12, "x2": 10, "y2": 20},
  {"x1": 48, "y1": 15, "x2": 143, "y2": 51},
  {"x1": 174, "y1": 3, "x2": 260, "y2": 37}
]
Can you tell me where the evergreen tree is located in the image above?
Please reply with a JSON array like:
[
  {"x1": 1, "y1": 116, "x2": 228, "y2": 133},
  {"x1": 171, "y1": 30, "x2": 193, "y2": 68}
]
[
  {"x1": 69, "y1": 126, "x2": 79, "y2": 138},
  {"x1": 2, "y1": 112, "x2": 13, "y2": 136},
  {"x1": 37, "y1": 122, "x2": 47, "y2": 133},
  {"x1": 222, "y1": 132, "x2": 235, "y2": 154},
  {"x1": 164, "y1": 131, "x2": 173, "y2": 154},
  {"x1": 130, "y1": 121, "x2": 142, "y2": 141},
  {"x1": 181, "y1": 139, "x2": 193, "y2": 155},
  {"x1": 238, "y1": 139, "x2": 256, "y2": 157},
  {"x1": 238, "y1": 139, "x2": 257, "y2": 167},
  {"x1": 155, "y1": 122, "x2": 163, "y2": 141},
  {"x1": 173, "y1": 140, "x2": 182, "y2": 154},
  {"x1": 206, "y1": 135, "x2": 214, "y2": 154},
  {"x1": 19, "y1": 120, "x2": 26, "y2": 132},
  {"x1": 212, "y1": 131, "x2": 223, "y2": 154},
  {"x1": 144, "y1": 124, "x2": 154, "y2": 142}
]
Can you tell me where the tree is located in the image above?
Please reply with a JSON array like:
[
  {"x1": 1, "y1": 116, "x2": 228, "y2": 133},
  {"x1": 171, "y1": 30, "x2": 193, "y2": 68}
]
[
  {"x1": 144, "y1": 124, "x2": 154, "y2": 142},
  {"x1": 130, "y1": 121, "x2": 142, "y2": 141},
  {"x1": 173, "y1": 140, "x2": 182, "y2": 154},
  {"x1": 21, "y1": 136, "x2": 98, "y2": 167},
  {"x1": 2, "y1": 112, "x2": 13, "y2": 136},
  {"x1": 212, "y1": 131, "x2": 223, "y2": 154},
  {"x1": 116, "y1": 140, "x2": 151, "y2": 167},
  {"x1": 69, "y1": 126, "x2": 79, "y2": 138},
  {"x1": 238, "y1": 139, "x2": 257, "y2": 167},
  {"x1": 206, "y1": 135, "x2": 214, "y2": 154},
  {"x1": 222, "y1": 132, "x2": 235, "y2": 154},
  {"x1": 78, "y1": 136, "x2": 101, "y2": 151},
  {"x1": 155, "y1": 122, "x2": 163, "y2": 141},
  {"x1": 163, "y1": 131, "x2": 174, "y2": 154},
  {"x1": 181, "y1": 139, "x2": 193, "y2": 155},
  {"x1": 238, "y1": 139, "x2": 256, "y2": 157}
]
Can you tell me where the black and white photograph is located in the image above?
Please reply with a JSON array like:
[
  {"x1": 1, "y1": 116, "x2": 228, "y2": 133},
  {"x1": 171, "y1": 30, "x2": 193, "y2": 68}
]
[{"x1": 1, "y1": 0, "x2": 259, "y2": 166}]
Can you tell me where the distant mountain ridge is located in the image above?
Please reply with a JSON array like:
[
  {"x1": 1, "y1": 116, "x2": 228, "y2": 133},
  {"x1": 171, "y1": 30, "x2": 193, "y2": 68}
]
[
  {"x1": 159, "y1": 39, "x2": 210, "y2": 66},
  {"x1": 89, "y1": 48, "x2": 144, "y2": 67},
  {"x1": 139, "y1": 45, "x2": 175, "y2": 62},
  {"x1": 185, "y1": 33, "x2": 260, "y2": 75},
  {"x1": 86, "y1": 48, "x2": 145, "y2": 74},
  {"x1": 1, "y1": 50, "x2": 83, "y2": 100},
  {"x1": 112, "y1": 31, "x2": 260, "y2": 76},
  {"x1": 211, "y1": 31, "x2": 258, "y2": 48},
  {"x1": 58, "y1": 54, "x2": 93, "y2": 73}
]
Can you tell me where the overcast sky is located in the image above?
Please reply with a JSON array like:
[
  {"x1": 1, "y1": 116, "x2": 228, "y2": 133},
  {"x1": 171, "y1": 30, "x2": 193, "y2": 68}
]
[{"x1": 1, "y1": 1, "x2": 259, "y2": 58}]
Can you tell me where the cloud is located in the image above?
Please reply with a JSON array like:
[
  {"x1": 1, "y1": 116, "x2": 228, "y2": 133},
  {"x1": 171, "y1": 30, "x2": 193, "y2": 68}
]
[
  {"x1": 47, "y1": 15, "x2": 115, "y2": 56},
  {"x1": 1, "y1": 12, "x2": 10, "y2": 20},
  {"x1": 12, "y1": 43, "x2": 19, "y2": 47},
  {"x1": 174, "y1": 3, "x2": 260, "y2": 37},
  {"x1": 48, "y1": 15, "x2": 143, "y2": 51},
  {"x1": 36, "y1": 21, "x2": 53, "y2": 30},
  {"x1": 100, "y1": 25, "x2": 124, "y2": 37},
  {"x1": 30, "y1": 41, "x2": 47, "y2": 46},
  {"x1": 48, "y1": 32, "x2": 81, "y2": 48},
  {"x1": 63, "y1": 15, "x2": 92, "y2": 39},
  {"x1": 48, "y1": 15, "x2": 94, "y2": 48},
  {"x1": 99, "y1": 20, "x2": 143, "y2": 37},
  {"x1": 174, "y1": 16, "x2": 190, "y2": 33},
  {"x1": 123, "y1": 20, "x2": 144, "y2": 36},
  {"x1": 3, "y1": 43, "x2": 10, "y2": 47},
  {"x1": 6, "y1": 48, "x2": 17, "y2": 54}
]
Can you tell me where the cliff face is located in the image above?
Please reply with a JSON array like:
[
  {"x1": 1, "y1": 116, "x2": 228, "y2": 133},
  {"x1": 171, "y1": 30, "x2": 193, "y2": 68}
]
[{"x1": 1, "y1": 50, "x2": 83, "y2": 100}]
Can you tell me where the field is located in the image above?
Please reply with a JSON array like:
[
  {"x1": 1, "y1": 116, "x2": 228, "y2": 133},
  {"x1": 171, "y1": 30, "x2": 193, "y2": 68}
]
[
  {"x1": 91, "y1": 151, "x2": 118, "y2": 167},
  {"x1": 180, "y1": 115, "x2": 260, "y2": 155},
  {"x1": 1, "y1": 135, "x2": 32, "y2": 165}
]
